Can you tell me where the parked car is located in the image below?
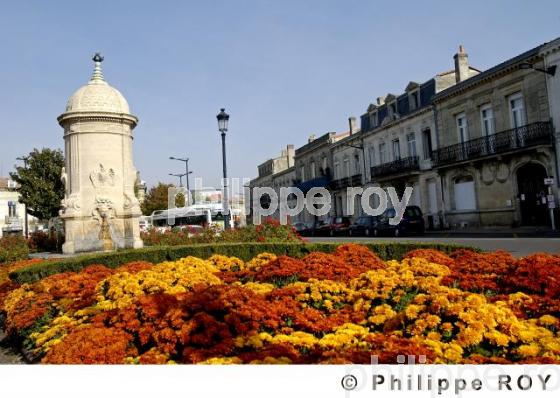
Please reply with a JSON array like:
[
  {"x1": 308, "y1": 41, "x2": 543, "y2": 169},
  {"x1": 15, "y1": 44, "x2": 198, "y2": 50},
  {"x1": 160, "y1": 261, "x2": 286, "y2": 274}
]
[
  {"x1": 315, "y1": 216, "x2": 352, "y2": 236},
  {"x1": 292, "y1": 221, "x2": 314, "y2": 236},
  {"x1": 348, "y1": 215, "x2": 379, "y2": 236},
  {"x1": 372, "y1": 206, "x2": 425, "y2": 237}
]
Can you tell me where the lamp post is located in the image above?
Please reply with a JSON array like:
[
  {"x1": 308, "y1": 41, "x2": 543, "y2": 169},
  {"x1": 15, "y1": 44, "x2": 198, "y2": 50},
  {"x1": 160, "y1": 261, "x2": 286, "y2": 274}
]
[
  {"x1": 169, "y1": 173, "x2": 186, "y2": 188},
  {"x1": 217, "y1": 108, "x2": 231, "y2": 230},
  {"x1": 170, "y1": 157, "x2": 193, "y2": 204}
]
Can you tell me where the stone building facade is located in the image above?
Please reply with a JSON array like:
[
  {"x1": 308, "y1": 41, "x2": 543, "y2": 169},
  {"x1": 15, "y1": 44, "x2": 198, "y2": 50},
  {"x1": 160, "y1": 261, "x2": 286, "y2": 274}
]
[
  {"x1": 540, "y1": 38, "x2": 560, "y2": 199},
  {"x1": 247, "y1": 145, "x2": 294, "y2": 223},
  {"x1": 293, "y1": 131, "x2": 348, "y2": 225},
  {"x1": 433, "y1": 44, "x2": 557, "y2": 228},
  {"x1": 0, "y1": 178, "x2": 25, "y2": 237},
  {"x1": 358, "y1": 53, "x2": 479, "y2": 228},
  {"x1": 249, "y1": 37, "x2": 560, "y2": 230}
]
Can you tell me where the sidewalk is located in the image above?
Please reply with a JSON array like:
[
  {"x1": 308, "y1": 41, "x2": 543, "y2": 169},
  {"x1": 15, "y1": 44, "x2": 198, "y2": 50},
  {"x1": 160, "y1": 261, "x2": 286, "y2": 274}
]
[{"x1": 427, "y1": 226, "x2": 560, "y2": 238}]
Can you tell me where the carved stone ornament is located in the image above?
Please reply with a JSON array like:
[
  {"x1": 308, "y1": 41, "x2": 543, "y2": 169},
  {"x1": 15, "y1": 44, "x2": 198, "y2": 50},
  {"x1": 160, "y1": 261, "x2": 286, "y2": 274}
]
[
  {"x1": 61, "y1": 166, "x2": 69, "y2": 195},
  {"x1": 90, "y1": 164, "x2": 116, "y2": 188},
  {"x1": 496, "y1": 163, "x2": 510, "y2": 183},
  {"x1": 92, "y1": 196, "x2": 115, "y2": 222},
  {"x1": 60, "y1": 193, "x2": 81, "y2": 215},
  {"x1": 123, "y1": 192, "x2": 140, "y2": 212},
  {"x1": 481, "y1": 163, "x2": 496, "y2": 185}
]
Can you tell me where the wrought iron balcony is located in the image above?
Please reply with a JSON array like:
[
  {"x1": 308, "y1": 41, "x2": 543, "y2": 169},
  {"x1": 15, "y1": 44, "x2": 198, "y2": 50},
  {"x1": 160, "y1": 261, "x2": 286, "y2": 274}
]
[
  {"x1": 432, "y1": 121, "x2": 552, "y2": 167},
  {"x1": 370, "y1": 155, "x2": 419, "y2": 179},
  {"x1": 330, "y1": 174, "x2": 362, "y2": 190}
]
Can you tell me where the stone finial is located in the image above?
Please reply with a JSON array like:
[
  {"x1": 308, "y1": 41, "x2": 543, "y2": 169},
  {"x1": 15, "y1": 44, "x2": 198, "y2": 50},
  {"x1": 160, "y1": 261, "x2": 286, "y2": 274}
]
[{"x1": 90, "y1": 52, "x2": 106, "y2": 84}]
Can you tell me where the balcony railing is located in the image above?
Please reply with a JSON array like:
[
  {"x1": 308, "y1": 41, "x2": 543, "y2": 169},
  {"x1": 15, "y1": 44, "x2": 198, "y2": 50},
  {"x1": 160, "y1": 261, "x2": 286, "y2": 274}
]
[
  {"x1": 370, "y1": 155, "x2": 419, "y2": 179},
  {"x1": 330, "y1": 174, "x2": 362, "y2": 190},
  {"x1": 432, "y1": 121, "x2": 552, "y2": 167}
]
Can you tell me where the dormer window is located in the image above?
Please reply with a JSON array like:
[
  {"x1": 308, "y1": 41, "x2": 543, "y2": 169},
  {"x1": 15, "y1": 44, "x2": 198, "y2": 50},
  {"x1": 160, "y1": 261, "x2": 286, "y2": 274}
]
[
  {"x1": 405, "y1": 82, "x2": 420, "y2": 112},
  {"x1": 369, "y1": 112, "x2": 378, "y2": 128},
  {"x1": 410, "y1": 90, "x2": 420, "y2": 111}
]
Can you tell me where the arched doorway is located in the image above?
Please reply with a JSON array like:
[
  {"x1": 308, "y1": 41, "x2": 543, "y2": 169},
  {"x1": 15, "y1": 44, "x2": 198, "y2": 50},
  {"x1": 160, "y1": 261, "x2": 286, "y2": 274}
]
[{"x1": 516, "y1": 163, "x2": 548, "y2": 226}]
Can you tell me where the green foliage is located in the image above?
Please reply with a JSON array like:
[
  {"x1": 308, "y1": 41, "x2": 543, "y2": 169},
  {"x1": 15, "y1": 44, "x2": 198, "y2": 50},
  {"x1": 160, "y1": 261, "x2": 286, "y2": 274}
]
[
  {"x1": 9, "y1": 148, "x2": 65, "y2": 220},
  {"x1": 8, "y1": 241, "x2": 477, "y2": 284},
  {"x1": 141, "y1": 182, "x2": 184, "y2": 216},
  {"x1": 0, "y1": 234, "x2": 29, "y2": 264},
  {"x1": 141, "y1": 218, "x2": 302, "y2": 246}
]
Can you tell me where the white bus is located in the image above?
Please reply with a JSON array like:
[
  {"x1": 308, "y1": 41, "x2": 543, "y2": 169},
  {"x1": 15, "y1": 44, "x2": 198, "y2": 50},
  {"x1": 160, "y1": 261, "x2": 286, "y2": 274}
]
[
  {"x1": 151, "y1": 206, "x2": 226, "y2": 232},
  {"x1": 139, "y1": 215, "x2": 153, "y2": 232}
]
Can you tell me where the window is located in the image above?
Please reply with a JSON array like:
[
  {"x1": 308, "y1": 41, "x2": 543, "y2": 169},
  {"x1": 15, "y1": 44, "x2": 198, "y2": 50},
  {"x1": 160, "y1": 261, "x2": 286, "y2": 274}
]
[
  {"x1": 343, "y1": 158, "x2": 350, "y2": 177},
  {"x1": 310, "y1": 161, "x2": 316, "y2": 179},
  {"x1": 410, "y1": 91, "x2": 420, "y2": 111},
  {"x1": 406, "y1": 133, "x2": 417, "y2": 157},
  {"x1": 368, "y1": 146, "x2": 375, "y2": 167},
  {"x1": 480, "y1": 104, "x2": 495, "y2": 136},
  {"x1": 354, "y1": 155, "x2": 360, "y2": 175},
  {"x1": 390, "y1": 102, "x2": 397, "y2": 116},
  {"x1": 392, "y1": 139, "x2": 401, "y2": 160},
  {"x1": 379, "y1": 142, "x2": 386, "y2": 164},
  {"x1": 299, "y1": 166, "x2": 305, "y2": 181},
  {"x1": 369, "y1": 112, "x2": 378, "y2": 128},
  {"x1": 334, "y1": 161, "x2": 340, "y2": 179},
  {"x1": 422, "y1": 129, "x2": 433, "y2": 159},
  {"x1": 454, "y1": 176, "x2": 476, "y2": 210},
  {"x1": 7, "y1": 201, "x2": 17, "y2": 218},
  {"x1": 321, "y1": 157, "x2": 327, "y2": 172},
  {"x1": 509, "y1": 93, "x2": 526, "y2": 129},
  {"x1": 427, "y1": 180, "x2": 438, "y2": 214},
  {"x1": 456, "y1": 113, "x2": 468, "y2": 143}
]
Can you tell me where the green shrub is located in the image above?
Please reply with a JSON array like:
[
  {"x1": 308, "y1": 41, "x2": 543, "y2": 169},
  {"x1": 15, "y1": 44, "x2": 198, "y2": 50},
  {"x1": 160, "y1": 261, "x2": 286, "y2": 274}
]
[
  {"x1": 141, "y1": 218, "x2": 302, "y2": 246},
  {"x1": 28, "y1": 230, "x2": 63, "y2": 253},
  {"x1": 9, "y1": 241, "x2": 478, "y2": 284},
  {"x1": 0, "y1": 234, "x2": 29, "y2": 264}
]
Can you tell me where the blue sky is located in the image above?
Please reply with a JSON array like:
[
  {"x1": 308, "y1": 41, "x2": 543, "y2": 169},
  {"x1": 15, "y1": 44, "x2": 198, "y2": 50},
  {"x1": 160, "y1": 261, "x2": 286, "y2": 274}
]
[{"x1": 0, "y1": 1, "x2": 559, "y2": 189}]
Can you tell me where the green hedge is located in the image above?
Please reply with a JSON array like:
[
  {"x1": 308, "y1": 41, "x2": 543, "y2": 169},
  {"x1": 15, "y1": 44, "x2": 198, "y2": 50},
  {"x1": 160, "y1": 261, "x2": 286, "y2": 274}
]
[{"x1": 9, "y1": 241, "x2": 478, "y2": 284}]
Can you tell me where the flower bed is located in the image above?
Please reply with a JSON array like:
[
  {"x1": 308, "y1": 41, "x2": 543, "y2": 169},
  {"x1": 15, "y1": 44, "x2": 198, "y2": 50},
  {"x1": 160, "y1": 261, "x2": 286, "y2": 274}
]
[
  {"x1": 0, "y1": 235, "x2": 29, "y2": 264},
  {"x1": 141, "y1": 218, "x2": 303, "y2": 246},
  {"x1": 1, "y1": 244, "x2": 559, "y2": 364}
]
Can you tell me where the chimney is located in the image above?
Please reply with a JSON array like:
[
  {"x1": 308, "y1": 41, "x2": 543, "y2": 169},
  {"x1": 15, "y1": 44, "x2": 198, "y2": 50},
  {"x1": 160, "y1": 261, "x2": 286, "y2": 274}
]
[
  {"x1": 286, "y1": 144, "x2": 295, "y2": 167},
  {"x1": 376, "y1": 96, "x2": 385, "y2": 106},
  {"x1": 454, "y1": 45, "x2": 469, "y2": 83},
  {"x1": 348, "y1": 116, "x2": 358, "y2": 135},
  {"x1": 308, "y1": 134, "x2": 316, "y2": 143}
]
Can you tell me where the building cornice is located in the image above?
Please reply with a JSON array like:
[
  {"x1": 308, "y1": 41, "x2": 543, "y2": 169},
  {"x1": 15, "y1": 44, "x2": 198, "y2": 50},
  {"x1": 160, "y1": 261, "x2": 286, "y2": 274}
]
[{"x1": 57, "y1": 111, "x2": 138, "y2": 127}]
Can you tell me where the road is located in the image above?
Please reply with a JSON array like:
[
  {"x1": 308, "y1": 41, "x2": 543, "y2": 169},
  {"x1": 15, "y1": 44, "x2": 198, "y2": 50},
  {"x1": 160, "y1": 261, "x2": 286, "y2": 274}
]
[
  {"x1": 307, "y1": 235, "x2": 560, "y2": 257},
  {"x1": 0, "y1": 330, "x2": 23, "y2": 364}
]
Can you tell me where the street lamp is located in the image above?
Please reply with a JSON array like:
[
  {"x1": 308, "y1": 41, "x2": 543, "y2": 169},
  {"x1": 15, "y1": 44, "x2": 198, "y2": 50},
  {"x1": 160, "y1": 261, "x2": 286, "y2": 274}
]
[
  {"x1": 216, "y1": 108, "x2": 231, "y2": 230},
  {"x1": 169, "y1": 156, "x2": 193, "y2": 204},
  {"x1": 519, "y1": 62, "x2": 557, "y2": 76},
  {"x1": 169, "y1": 173, "x2": 186, "y2": 187}
]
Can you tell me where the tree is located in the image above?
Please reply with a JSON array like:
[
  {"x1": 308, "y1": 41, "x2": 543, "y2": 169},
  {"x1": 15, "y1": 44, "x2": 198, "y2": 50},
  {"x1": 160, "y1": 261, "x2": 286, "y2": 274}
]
[
  {"x1": 141, "y1": 182, "x2": 185, "y2": 216},
  {"x1": 10, "y1": 148, "x2": 65, "y2": 221}
]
